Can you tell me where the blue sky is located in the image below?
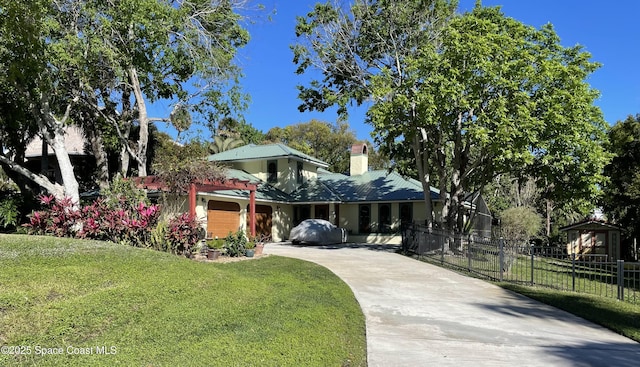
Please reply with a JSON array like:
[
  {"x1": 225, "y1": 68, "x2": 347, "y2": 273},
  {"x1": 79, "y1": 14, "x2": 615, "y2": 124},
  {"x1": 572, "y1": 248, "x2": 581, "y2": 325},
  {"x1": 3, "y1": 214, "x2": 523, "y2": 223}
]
[{"x1": 164, "y1": 1, "x2": 640, "y2": 142}]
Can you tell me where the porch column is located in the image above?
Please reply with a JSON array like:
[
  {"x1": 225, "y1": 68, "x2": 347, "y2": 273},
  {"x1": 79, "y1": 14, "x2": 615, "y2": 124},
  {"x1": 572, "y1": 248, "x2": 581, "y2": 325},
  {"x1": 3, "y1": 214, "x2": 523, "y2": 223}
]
[
  {"x1": 189, "y1": 183, "x2": 196, "y2": 218},
  {"x1": 249, "y1": 189, "x2": 256, "y2": 237}
]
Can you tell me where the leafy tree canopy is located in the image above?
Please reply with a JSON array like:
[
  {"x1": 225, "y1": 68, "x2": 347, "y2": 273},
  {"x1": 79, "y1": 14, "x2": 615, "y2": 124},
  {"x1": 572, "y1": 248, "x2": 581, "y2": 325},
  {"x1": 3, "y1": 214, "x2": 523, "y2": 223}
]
[
  {"x1": 0, "y1": 0, "x2": 252, "y2": 202},
  {"x1": 217, "y1": 117, "x2": 266, "y2": 145},
  {"x1": 602, "y1": 114, "x2": 640, "y2": 239},
  {"x1": 151, "y1": 133, "x2": 226, "y2": 193},
  {"x1": 265, "y1": 119, "x2": 357, "y2": 173},
  {"x1": 294, "y1": 1, "x2": 609, "y2": 233}
]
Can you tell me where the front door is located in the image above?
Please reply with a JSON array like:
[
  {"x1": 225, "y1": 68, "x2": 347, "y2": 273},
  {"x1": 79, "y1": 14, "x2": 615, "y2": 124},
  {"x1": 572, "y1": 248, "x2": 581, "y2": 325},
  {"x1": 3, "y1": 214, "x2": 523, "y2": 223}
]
[{"x1": 315, "y1": 204, "x2": 329, "y2": 221}]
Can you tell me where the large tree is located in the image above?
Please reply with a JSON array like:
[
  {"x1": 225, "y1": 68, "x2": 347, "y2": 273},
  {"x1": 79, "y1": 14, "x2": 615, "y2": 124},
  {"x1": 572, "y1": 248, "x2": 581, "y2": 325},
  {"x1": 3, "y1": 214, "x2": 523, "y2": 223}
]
[
  {"x1": 294, "y1": 2, "x2": 609, "y2": 233},
  {"x1": 0, "y1": 0, "x2": 250, "y2": 203},
  {"x1": 0, "y1": 0, "x2": 80, "y2": 203},
  {"x1": 265, "y1": 119, "x2": 357, "y2": 173},
  {"x1": 70, "y1": 0, "x2": 251, "y2": 178},
  {"x1": 294, "y1": 0, "x2": 457, "y2": 226},
  {"x1": 602, "y1": 114, "x2": 640, "y2": 248}
]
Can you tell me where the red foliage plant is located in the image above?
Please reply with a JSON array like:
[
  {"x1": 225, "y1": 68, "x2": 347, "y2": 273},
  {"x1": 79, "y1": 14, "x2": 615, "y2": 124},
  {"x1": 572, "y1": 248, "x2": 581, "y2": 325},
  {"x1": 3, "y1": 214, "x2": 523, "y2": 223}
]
[
  {"x1": 165, "y1": 213, "x2": 202, "y2": 257},
  {"x1": 25, "y1": 194, "x2": 160, "y2": 247}
]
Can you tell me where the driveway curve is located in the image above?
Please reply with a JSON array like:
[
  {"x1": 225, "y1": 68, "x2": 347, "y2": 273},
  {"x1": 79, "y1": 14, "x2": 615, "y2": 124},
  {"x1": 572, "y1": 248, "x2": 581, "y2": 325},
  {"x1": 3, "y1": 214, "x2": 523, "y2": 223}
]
[{"x1": 265, "y1": 242, "x2": 640, "y2": 367}]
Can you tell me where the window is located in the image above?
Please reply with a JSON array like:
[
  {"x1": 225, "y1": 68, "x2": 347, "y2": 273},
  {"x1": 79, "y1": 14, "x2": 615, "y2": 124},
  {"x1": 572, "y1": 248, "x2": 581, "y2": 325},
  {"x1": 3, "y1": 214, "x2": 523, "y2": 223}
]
[
  {"x1": 359, "y1": 204, "x2": 371, "y2": 234},
  {"x1": 315, "y1": 204, "x2": 329, "y2": 221},
  {"x1": 378, "y1": 204, "x2": 391, "y2": 233},
  {"x1": 267, "y1": 160, "x2": 277, "y2": 183},
  {"x1": 294, "y1": 205, "x2": 311, "y2": 226},
  {"x1": 400, "y1": 203, "x2": 413, "y2": 228},
  {"x1": 297, "y1": 161, "x2": 303, "y2": 184}
]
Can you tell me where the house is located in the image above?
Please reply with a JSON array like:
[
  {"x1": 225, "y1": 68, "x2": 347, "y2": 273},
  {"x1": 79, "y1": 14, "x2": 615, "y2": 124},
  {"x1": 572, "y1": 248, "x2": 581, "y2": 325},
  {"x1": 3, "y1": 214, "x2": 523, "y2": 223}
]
[
  {"x1": 23, "y1": 125, "x2": 97, "y2": 192},
  {"x1": 24, "y1": 126, "x2": 89, "y2": 183},
  {"x1": 560, "y1": 219, "x2": 622, "y2": 260},
  {"x1": 189, "y1": 142, "x2": 489, "y2": 244}
]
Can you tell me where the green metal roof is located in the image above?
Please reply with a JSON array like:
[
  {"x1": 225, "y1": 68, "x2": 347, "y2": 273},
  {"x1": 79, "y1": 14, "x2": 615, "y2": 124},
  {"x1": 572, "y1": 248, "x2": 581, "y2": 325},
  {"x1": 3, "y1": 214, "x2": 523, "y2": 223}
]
[
  {"x1": 208, "y1": 143, "x2": 329, "y2": 168},
  {"x1": 289, "y1": 178, "x2": 343, "y2": 203},
  {"x1": 205, "y1": 169, "x2": 438, "y2": 204},
  {"x1": 315, "y1": 170, "x2": 440, "y2": 202},
  {"x1": 201, "y1": 168, "x2": 293, "y2": 203},
  {"x1": 204, "y1": 144, "x2": 440, "y2": 204}
]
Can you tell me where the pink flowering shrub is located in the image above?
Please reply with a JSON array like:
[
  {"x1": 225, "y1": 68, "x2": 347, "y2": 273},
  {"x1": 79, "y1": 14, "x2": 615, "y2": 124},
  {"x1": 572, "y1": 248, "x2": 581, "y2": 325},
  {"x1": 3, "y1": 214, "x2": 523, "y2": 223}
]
[
  {"x1": 25, "y1": 194, "x2": 160, "y2": 247},
  {"x1": 165, "y1": 213, "x2": 202, "y2": 257},
  {"x1": 25, "y1": 195, "x2": 82, "y2": 237},
  {"x1": 76, "y1": 198, "x2": 160, "y2": 247}
]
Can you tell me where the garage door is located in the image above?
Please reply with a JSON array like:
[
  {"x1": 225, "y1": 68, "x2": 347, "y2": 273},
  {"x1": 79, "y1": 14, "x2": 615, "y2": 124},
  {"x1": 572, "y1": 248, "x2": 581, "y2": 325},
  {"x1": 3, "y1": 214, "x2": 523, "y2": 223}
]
[
  {"x1": 207, "y1": 201, "x2": 240, "y2": 239},
  {"x1": 249, "y1": 204, "x2": 272, "y2": 239}
]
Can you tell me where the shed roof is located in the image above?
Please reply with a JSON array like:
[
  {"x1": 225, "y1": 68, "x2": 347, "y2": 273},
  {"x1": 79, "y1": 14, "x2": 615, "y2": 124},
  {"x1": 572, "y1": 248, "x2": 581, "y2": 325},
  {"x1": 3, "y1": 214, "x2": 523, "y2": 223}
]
[{"x1": 559, "y1": 219, "x2": 622, "y2": 232}]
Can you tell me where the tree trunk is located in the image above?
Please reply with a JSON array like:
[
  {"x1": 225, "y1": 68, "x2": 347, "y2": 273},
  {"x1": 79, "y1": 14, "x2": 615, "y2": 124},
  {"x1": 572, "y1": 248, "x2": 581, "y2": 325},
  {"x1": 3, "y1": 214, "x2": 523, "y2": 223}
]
[
  {"x1": 40, "y1": 139, "x2": 49, "y2": 176},
  {"x1": 86, "y1": 128, "x2": 110, "y2": 190},
  {"x1": 48, "y1": 127, "x2": 80, "y2": 204},
  {"x1": 129, "y1": 67, "x2": 149, "y2": 177},
  {"x1": 413, "y1": 129, "x2": 433, "y2": 229},
  {"x1": 0, "y1": 154, "x2": 64, "y2": 199},
  {"x1": 38, "y1": 98, "x2": 80, "y2": 204},
  {"x1": 546, "y1": 198, "x2": 553, "y2": 237}
]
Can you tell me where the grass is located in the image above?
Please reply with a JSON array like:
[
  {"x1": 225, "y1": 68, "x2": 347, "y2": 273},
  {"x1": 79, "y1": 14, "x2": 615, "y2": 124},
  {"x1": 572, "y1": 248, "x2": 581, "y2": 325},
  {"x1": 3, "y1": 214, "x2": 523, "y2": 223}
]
[
  {"x1": 0, "y1": 234, "x2": 366, "y2": 366},
  {"x1": 499, "y1": 283, "x2": 640, "y2": 343}
]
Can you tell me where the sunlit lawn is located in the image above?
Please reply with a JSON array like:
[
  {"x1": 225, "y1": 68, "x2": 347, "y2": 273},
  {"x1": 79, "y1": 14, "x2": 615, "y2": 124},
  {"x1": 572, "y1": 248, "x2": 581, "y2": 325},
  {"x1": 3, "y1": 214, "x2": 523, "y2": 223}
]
[{"x1": 0, "y1": 234, "x2": 366, "y2": 366}]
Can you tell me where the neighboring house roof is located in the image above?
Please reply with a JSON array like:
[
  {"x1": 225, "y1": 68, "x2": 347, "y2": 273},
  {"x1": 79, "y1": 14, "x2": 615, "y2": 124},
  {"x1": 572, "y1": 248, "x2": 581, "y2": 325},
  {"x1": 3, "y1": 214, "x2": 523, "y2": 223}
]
[
  {"x1": 25, "y1": 126, "x2": 87, "y2": 158},
  {"x1": 207, "y1": 143, "x2": 329, "y2": 168},
  {"x1": 559, "y1": 219, "x2": 622, "y2": 232},
  {"x1": 291, "y1": 170, "x2": 440, "y2": 203}
]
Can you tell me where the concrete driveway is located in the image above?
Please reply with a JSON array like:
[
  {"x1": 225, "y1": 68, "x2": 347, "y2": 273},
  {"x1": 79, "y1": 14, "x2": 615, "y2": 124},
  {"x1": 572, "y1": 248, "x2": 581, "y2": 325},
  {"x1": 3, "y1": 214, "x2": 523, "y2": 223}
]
[{"x1": 265, "y1": 243, "x2": 640, "y2": 367}]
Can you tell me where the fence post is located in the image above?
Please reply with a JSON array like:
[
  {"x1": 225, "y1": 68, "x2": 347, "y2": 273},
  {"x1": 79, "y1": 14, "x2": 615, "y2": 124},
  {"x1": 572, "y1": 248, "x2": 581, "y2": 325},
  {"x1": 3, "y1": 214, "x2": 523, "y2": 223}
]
[
  {"x1": 530, "y1": 243, "x2": 534, "y2": 286},
  {"x1": 617, "y1": 260, "x2": 625, "y2": 301},
  {"x1": 571, "y1": 253, "x2": 576, "y2": 292},
  {"x1": 440, "y1": 230, "x2": 445, "y2": 265},
  {"x1": 467, "y1": 234, "x2": 472, "y2": 272},
  {"x1": 499, "y1": 237, "x2": 504, "y2": 282}
]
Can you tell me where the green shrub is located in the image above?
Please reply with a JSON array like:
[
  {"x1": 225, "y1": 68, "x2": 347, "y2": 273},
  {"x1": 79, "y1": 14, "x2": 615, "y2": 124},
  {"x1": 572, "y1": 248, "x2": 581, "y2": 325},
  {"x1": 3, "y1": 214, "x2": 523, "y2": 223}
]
[
  {"x1": 499, "y1": 206, "x2": 542, "y2": 240},
  {"x1": 150, "y1": 220, "x2": 169, "y2": 252},
  {"x1": 0, "y1": 193, "x2": 21, "y2": 230},
  {"x1": 101, "y1": 175, "x2": 149, "y2": 209},
  {"x1": 206, "y1": 238, "x2": 224, "y2": 249},
  {"x1": 223, "y1": 230, "x2": 247, "y2": 257}
]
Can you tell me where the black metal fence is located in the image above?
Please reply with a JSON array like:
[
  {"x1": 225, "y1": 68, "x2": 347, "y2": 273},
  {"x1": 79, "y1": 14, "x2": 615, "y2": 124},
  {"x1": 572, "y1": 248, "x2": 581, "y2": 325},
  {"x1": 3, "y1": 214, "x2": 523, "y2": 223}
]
[{"x1": 402, "y1": 224, "x2": 640, "y2": 304}]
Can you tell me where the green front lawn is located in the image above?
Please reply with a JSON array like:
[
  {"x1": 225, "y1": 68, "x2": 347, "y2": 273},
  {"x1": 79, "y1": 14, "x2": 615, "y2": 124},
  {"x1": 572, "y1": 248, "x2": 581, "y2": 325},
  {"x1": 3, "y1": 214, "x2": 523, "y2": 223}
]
[{"x1": 0, "y1": 234, "x2": 366, "y2": 366}]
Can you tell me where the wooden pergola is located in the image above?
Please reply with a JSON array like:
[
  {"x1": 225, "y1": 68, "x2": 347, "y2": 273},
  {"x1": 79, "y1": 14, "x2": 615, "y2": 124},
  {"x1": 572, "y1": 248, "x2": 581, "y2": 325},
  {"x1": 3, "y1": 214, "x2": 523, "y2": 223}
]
[{"x1": 134, "y1": 176, "x2": 259, "y2": 237}]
